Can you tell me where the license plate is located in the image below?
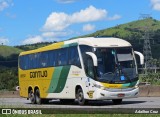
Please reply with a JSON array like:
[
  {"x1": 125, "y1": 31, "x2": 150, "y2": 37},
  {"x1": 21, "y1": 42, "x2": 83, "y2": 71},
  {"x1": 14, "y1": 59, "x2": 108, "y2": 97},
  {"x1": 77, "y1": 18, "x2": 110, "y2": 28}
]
[{"x1": 117, "y1": 93, "x2": 125, "y2": 97}]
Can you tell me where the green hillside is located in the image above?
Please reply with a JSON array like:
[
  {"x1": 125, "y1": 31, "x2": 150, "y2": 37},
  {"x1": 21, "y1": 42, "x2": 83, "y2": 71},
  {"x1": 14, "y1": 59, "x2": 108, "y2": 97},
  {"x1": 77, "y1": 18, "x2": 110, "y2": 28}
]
[
  {"x1": 0, "y1": 45, "x2": 23, "y2": 57},
  {"x1": 82, "y1": 18, "x2": 160, "y2": 39}
]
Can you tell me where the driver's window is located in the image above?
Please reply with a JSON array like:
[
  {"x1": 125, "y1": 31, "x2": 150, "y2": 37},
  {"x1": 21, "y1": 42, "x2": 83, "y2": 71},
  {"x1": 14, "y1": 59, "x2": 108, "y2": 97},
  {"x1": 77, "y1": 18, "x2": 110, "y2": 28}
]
[
  {"x1": 96, "y1": 48, "x2": 116, "y2": 77},
  {"x1": 86, "y1": 56, "x2": 95, "y2": 78}
]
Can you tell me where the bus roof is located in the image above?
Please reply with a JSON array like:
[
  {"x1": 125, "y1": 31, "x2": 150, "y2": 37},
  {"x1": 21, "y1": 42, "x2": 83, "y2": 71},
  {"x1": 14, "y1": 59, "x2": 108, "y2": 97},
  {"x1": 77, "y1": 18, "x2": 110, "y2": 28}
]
[
  {"x1": 66, "y1": 37, "x2": 131, "y2": 47},
  {"x1": 20, "y1": 37, "x2": 132, "y2": 56}
]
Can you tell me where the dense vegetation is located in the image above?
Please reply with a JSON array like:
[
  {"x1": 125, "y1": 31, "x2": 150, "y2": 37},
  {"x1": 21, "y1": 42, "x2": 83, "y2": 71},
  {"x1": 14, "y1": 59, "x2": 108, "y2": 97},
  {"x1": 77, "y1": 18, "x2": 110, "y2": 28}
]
[
  {"x1": 0, "y1": 18, "x2": 160, "y2": 90},
  {"x1": 0, "y1": 67, "x2": 18, "y2": 90}
]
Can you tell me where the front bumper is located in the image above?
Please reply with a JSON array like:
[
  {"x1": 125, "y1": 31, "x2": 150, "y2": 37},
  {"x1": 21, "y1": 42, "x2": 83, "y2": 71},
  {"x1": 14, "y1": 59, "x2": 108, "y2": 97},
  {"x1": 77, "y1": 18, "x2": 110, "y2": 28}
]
[{"x1": 95, "y1": 87, "x2": 139, "y2": 100}]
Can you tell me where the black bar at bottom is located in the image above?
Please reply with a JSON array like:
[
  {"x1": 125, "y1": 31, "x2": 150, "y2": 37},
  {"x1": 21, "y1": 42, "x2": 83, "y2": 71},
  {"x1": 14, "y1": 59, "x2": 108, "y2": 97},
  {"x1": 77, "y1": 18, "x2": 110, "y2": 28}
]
[{"x1": 0, "y1": 108, "x2": 160, "y2": 114}]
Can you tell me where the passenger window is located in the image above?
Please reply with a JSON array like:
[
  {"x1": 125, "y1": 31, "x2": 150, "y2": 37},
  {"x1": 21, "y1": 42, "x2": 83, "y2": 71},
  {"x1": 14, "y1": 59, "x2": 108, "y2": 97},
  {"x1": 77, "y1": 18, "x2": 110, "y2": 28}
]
[
  {"x1": 57, "y1": 48, "x2": 68, "y2": 66},
  {"x1": 68, "y1": 46, "x2": 81, "y2": 67},
  {"x1": 48, "y1": 50, "x2": 57, "y2": 67},
  {"x1": 24, "y1": 55, "x2": 29, "y2": 70},
  {"x1": 28, "y1": 54, "x2": 37, "y2": 69},
  {"x1": 40, "y1": 52, "x2": 49, "y2": 68},
  {"x1": 19, "y1": 56, "x2": 25, "y2": 70}
]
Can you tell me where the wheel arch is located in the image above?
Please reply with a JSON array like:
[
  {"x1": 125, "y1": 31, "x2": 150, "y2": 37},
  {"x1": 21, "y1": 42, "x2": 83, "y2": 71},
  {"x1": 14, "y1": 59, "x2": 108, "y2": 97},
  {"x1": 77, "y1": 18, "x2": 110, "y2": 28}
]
[
  {"x1": 34, "y1": 86, "x2": 39, "y2": 93},
  {"x1": 75, "y1": 84, "x2": 84, "y2": 98}
]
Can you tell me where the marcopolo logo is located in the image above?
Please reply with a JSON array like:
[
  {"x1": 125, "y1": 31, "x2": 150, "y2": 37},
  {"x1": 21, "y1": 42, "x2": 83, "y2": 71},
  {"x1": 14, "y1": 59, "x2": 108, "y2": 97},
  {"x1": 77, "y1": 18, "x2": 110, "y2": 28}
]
[{"x1": 30, "y1": 70, "x2": 47, "y2": 78}]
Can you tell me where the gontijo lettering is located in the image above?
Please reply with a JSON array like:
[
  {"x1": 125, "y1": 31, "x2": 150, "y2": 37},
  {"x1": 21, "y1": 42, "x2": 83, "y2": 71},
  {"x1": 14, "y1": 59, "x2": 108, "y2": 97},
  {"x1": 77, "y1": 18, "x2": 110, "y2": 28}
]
[{"x1": 30, "y1": 70, "x2": 47, "y2": 78}]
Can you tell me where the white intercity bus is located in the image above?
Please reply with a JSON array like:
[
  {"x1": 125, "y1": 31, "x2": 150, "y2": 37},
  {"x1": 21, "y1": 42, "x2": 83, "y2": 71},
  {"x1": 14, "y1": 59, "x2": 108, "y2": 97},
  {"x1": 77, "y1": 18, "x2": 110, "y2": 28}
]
[{"x1": 18, "y1": 37, "x2": 144, "y2": 105}]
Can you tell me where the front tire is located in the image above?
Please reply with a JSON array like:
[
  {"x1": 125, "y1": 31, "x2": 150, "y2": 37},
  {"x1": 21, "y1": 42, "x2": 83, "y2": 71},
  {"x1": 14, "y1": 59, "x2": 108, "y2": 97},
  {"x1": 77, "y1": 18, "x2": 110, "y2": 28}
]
[
  {"x1": 76, "y1": 88, "x2": 87, "y2": 105},
  {"x1": 112, "y1": 99, "x2": 122, "y2": 105}
]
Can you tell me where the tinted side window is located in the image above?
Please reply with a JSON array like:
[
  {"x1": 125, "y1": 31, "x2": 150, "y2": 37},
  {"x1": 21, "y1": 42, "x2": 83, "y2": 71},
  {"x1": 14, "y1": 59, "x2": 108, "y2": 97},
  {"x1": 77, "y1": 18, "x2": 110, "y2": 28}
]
[
  {"x1": 80, "y1": 45, "x2": 93, "y2": 58},
  {"x1": 80, "y1": 45, "x2": 94, "y2": 78},
  {"x1": 39, "y1": 52, "x2": 49, "y2": 68},
  {"x1": 28, "y1": 54, "x2": 37, "y2": 69},
  {"x1": 79, "y1": 45, "x2": 93, "y2": 65},
  {"x1": 19, "y1": 56, "x2": 25, "y2": 70},
  {"x1": 86, "y1": 56, "x2": 95, "y2": 78},
  {"x1": 68, "y1": 46, "x2": 81, "y2": 67},
  {"x1": 20, "y1": 48, "x2": 70, "y2": 69},
  {"x1": 20, "y1": 55, "x2": 29, "y2": 70},
  {"x1": 57, "y1": 48, "x2": 68, "y2": 66},
  {"x1": 48, "y1": 50, "x2": 57, "y2": 67}
]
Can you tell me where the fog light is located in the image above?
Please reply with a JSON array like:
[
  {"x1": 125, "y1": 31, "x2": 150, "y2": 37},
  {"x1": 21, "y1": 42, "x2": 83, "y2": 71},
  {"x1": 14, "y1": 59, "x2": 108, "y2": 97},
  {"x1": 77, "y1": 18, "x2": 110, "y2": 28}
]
[
  {"x1": 100, "y1": 93, "x2": 105, "y2": 96},
  {"x1": 135, "y1": 92, "x2": 138, "y2": 95}
]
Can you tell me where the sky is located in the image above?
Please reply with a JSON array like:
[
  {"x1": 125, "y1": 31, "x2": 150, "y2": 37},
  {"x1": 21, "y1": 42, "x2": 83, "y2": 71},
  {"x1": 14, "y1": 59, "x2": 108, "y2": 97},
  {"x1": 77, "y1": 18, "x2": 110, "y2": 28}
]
[{"x1": 0, "y1": 0, "x2": 160, "y2": 46}]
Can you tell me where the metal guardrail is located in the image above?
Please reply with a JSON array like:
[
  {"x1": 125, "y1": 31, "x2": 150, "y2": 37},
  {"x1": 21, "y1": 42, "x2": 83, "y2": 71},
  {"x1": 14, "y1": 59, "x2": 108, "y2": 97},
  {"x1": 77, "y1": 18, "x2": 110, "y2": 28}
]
[{"x1": 139, "y1": 82, "x2": 151, "y2": 86}]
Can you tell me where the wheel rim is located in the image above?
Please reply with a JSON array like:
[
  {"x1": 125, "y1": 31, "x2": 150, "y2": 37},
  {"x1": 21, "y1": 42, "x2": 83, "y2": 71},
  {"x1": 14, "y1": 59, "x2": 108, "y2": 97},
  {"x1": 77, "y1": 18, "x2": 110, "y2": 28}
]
[
  {"x1": 78, "y1": 91, "x2": 84, "y2": 103},
  {"x1": 29, "y1": 92, "x2": 35, "y2": 103},
  {"x1": 36, "y1": 91, "x2": 40, "y2": 103}
]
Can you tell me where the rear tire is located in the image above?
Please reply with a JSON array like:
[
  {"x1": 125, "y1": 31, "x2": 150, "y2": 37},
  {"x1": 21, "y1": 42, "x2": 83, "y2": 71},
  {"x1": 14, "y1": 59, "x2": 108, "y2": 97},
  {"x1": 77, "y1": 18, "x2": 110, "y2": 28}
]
[
  {"x1": 35, "y1": 89, "x2": 42, "y2": 104},
  {"x1": 76, "y1": 88, "x2": 87, "y2": 105},
  {"x1": 112, "y1": 99, "x2": 122, "y2": 105},
  {"x1": 35, "y1": 89, "x2": 49, "y2": 104},
  {"x1": 28, "y1": 90, "x2": 36, "y2": 104}
]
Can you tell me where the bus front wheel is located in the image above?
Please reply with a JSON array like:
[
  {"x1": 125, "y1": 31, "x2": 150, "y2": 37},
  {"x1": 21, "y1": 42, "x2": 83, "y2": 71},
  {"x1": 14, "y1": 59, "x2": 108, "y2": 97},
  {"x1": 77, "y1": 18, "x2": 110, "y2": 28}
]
[
  {"x1": 76, "y1": 88, "x2": 87, "y2": 105},
  {"x1": 112, "y1": 99, "x2": 122, "y2": 105}
]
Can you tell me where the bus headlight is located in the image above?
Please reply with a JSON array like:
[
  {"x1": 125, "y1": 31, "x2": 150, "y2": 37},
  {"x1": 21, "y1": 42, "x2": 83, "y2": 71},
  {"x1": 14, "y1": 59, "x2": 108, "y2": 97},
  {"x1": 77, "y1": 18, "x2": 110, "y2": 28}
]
[
  {"x1": 94, "y1": 84, "x2": 106, "y2": 90},
  {"x1": 135, "y1": 80, "x2": 139, "y2": 88}
]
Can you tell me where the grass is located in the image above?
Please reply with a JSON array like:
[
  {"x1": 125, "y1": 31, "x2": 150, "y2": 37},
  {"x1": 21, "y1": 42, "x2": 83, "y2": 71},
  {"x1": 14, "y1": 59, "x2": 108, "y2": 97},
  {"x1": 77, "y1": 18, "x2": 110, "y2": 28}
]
[
  {"x1": 89, "y1": 18, "x2": 160, "y2": 38},
  {"x1": 0, "y1": 45, "x2": 23, "y2": 57}
]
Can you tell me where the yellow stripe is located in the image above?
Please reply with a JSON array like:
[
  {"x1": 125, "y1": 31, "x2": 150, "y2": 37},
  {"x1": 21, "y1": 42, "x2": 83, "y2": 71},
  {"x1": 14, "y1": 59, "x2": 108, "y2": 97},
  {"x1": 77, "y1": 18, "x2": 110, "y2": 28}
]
[
  {"x1": 101, "y1": 82, "x2": 123, "y2": 88},
  {"x1": 19, "y1": 42, "x2": 64, "y2": 56}
]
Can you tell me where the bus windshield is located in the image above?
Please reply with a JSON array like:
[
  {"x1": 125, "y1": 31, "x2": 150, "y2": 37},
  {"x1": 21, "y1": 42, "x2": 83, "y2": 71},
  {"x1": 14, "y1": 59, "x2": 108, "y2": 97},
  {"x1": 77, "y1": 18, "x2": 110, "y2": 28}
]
[{"x1": 95, "y1": 47, "x2": 137, "y2": 84}]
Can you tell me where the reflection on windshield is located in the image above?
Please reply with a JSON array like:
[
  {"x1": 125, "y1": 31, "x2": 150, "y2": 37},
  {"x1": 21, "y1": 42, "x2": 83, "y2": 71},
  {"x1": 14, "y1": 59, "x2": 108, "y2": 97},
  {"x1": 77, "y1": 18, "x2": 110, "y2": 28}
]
[{"x1": 95, "y1": 47, "x2": 137, "y2": 83}]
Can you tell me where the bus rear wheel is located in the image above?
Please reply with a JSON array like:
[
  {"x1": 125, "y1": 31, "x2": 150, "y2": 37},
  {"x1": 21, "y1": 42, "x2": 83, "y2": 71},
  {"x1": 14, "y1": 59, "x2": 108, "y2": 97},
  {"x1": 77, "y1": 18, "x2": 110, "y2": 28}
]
[
  {"x1": 112, "y1": 99, "x2": 122, "y2": 105},
  {"x1": 76, "y1": 88, "x2": 87, "y2": 105},
  {"x1": 35, "y1": 89, "x2": 49, "y2": 104},
  {"x1": 35, "y1": 89, "x2": 42, "y2": 104},
  {"x1": 28, "y1": 90, "x2": 36, "y2": 104}
]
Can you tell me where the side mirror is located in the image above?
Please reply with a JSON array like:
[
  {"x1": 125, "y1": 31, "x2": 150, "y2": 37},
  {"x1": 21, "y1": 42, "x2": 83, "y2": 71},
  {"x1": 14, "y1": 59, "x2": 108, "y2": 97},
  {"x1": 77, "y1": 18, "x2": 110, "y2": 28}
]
[
  {"x1": 134, "y1": 51, "x2": 144, "y2": 65},
  {"x1": 85, "y1": 52, "x2": 97, "y2": 66}
]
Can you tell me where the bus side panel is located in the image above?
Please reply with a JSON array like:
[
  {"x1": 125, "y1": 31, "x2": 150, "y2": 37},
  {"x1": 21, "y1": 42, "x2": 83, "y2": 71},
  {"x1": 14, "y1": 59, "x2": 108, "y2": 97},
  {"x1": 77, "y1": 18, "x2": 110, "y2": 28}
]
[
  {"x1": 19, "y1": 67, "x2": 54, "y2": 98},
  {"x1": 46, "y1": 65, "x2": 88, "y2": 99},
  {"x1": 46, "y1": 66, "x2": 71, "y2": 98}
]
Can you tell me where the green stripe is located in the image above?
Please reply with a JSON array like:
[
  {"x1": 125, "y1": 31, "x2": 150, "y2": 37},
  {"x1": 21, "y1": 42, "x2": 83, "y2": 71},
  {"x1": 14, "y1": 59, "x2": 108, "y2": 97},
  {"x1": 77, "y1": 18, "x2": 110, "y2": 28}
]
[
  {"x1": 47, "y1": 67, "x2": 63, "y2": 93},
  {"x1": 54, "y1": 66, "x2": 71, "y2": 93},
  {"x1": 122, "y1": 81, "x2": 137, "y2": 88},
  {"x1": 61, "y1": 43, "x2": 78, "y2": 48}
]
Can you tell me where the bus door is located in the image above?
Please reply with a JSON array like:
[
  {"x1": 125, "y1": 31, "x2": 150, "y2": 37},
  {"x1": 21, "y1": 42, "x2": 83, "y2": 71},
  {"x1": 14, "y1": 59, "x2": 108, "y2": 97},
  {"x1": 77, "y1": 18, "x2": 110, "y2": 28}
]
[{"x1": 85, "y1": 55, "x2": 96, "y2": 99}]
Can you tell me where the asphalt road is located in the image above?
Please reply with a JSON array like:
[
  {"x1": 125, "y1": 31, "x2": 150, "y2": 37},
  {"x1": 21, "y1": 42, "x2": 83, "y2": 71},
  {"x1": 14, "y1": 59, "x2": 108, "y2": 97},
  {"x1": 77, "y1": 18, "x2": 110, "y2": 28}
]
[{"x1": 0, "y1": 97, "x2": 160, "y2": 108}]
